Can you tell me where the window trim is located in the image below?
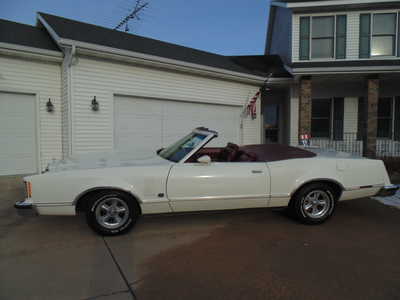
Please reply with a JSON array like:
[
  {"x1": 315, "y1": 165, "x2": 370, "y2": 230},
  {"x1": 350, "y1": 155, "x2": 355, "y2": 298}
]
[{"x1": 370, "y1": 12, "x2": 398, "y2": 57}]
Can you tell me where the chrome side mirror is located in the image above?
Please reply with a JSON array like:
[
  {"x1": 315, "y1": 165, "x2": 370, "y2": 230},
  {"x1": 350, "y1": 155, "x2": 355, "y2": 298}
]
[{"x1": 197, "y1": 155, "x2": 211, "y2": 164}]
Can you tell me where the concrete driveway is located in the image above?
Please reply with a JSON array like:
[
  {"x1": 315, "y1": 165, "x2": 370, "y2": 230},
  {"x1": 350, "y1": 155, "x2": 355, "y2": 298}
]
[{"x1": 1, "y1": 183, "x2": 400, "y2": 300}]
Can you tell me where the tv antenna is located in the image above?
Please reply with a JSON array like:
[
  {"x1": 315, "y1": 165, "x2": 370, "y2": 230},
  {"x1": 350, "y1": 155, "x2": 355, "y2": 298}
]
[{"x1": 114, "y1": 0, "x2": 149, "y2": 32}]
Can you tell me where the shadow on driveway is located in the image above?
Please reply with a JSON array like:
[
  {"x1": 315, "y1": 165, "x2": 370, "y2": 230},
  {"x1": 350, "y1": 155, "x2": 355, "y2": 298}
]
[{"x1": 1, "y1": 188, "x2": 400, "y2": 300}]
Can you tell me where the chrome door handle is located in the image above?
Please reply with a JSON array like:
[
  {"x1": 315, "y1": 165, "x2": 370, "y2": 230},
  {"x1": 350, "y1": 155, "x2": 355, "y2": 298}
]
[{"x1": 252, "y1": 170, "x2": 263, "y2": 174}]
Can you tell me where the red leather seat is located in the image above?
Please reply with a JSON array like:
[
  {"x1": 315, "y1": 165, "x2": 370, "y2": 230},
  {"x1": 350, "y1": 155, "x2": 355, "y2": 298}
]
[{"x1": 218, "y1": 143, "x2": 240, "y2": 162}]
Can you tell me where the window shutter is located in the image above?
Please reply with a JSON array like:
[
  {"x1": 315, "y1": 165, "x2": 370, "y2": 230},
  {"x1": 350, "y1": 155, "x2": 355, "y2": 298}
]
[
  {"x1": 336, "y1": 15, "x2": 347, "y2": 59},
  {"x1": 333, "y1": 98, "x2": 344, "y2": 140},
  {"x1": 394, "y1": 97, "x2": 400, "y2": 141},
  {"x1": 357, "y1": 97, "x2": 365, "y2": 140},
  {"x1": 359, "y1": 14, "x2": 371, "y2": 58},
  {"x1": 300, "y1": 17, "x2": 310, "y2": 60}
]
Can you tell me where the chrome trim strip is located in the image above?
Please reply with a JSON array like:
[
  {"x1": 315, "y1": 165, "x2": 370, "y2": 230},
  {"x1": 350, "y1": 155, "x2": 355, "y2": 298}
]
[
  {"x1": 345, "y1": 183, "x2": 384, "y2": 191},
  {"x1": 170, "y1": 194, "x2": 268, "y2": 202},
  {"x1": 270, "y1": 194, "x2": 290, "y2": 198},
  {"x1": 35, "y1": 202, "x2": 74, "y2": 207}
]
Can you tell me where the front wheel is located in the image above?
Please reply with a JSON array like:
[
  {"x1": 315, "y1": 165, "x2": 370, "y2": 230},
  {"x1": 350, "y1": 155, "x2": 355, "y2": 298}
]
[
  {"x1": 86, "y1": 191, "x2": 140, "y2": 236},
  {"x1": 289, "y1": 183, "x2": 337, "y2": 225}
]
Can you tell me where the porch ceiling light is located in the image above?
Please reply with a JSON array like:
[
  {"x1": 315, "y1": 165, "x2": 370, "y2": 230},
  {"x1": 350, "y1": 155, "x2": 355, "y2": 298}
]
[
  {"x1": 91, "y1": 96, "x2": 99, "y2": 111},
  {"x1": 46, "y1": 98, "x2": 54, "y2": 113}
]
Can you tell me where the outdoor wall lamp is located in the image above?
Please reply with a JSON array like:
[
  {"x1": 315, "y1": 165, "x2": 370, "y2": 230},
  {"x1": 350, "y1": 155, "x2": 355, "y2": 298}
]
[
  {"x1": 91, "y1": 96, "x2": 99, "y2": 111},
  {"x1": 46, "y1": 98, "x2": 54, "y2": 113}
]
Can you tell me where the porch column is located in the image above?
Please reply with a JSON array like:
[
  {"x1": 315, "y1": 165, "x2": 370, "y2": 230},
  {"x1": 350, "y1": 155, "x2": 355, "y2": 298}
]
[
  {"x1": 363, "y1": 76, "x2": 379, "y2": 158},
  {"x1": 299, "y1": 76, "x2": 312, "y2": 139}
]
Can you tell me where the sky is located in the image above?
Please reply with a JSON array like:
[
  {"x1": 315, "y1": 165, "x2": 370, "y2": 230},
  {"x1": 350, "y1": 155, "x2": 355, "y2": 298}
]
[{"x1": 0, "y1": 0, "x2": 271, "y2": 56}]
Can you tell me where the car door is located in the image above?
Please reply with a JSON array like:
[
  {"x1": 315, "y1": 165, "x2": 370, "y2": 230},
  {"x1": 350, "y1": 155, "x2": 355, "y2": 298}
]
[{"x1": 167, "y1": 161, "x2": 270, "y2": 212}]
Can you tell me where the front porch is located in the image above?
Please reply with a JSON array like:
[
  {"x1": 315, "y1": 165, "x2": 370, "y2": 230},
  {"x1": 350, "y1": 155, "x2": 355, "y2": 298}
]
[{"x1": 289, "y1": 74, "x2": 400, "y2": 158}]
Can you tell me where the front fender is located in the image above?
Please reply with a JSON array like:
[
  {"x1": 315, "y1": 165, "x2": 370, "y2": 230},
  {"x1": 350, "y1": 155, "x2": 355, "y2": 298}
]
[{"x1": 31, "y1": 173, "x2": 141, "y2": 207}]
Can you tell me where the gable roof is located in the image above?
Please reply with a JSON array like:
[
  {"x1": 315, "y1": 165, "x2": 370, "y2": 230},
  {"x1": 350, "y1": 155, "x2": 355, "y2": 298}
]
[
  {"x1": 0, "y1": 18, "x2": 60, "y2": 52},
  {"x1": 37, "y1": 12, "x2": 269, "y2": 77}
]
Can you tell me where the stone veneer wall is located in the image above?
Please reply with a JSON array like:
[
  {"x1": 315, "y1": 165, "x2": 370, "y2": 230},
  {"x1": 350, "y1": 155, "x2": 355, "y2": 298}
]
[
  {"x1": 299, "y1": 77, "x2": 312, "y2": 137},
  {"x1": 364, "y1": 78, "x2": 379, "y2": 158}
]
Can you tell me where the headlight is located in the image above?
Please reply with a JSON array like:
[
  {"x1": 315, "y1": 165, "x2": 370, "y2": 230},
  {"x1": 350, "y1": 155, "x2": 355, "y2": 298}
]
[{"x1": 25, "y1": 181, "x2": 32, "y2": 198}]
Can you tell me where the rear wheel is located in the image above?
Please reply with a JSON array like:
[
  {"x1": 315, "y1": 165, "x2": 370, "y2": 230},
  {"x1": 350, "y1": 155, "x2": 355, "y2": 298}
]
[
  {"x1": 86, "y1": 191, "x2": 140, "y2": 236},
  {"x1": 289, "y1": 183, "x2": 337, "y2": 225}
]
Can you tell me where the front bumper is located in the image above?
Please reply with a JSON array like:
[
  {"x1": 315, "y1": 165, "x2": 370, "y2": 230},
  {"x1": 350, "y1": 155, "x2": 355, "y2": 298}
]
[
  {"x1": 14, "y1": 198, "x2": 33, "y2": 209},
  {"x1": 375, "y1": 185, "x2": 399, "y2": 197}
]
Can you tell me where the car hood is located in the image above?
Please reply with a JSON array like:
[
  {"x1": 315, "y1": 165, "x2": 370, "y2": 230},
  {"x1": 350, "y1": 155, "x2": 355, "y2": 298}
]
[{"x1": 45, "y1": 152, "x2": 170, "y2": 173}]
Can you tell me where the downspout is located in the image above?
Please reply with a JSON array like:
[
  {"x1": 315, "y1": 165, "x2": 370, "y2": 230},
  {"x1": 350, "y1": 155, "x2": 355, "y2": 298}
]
[
  {"x1": 66, "y1": 45, "x2": 77, "y2": 156},
  {"x1": 68, "y1": 45, "x2": 77, "y2": 67}
]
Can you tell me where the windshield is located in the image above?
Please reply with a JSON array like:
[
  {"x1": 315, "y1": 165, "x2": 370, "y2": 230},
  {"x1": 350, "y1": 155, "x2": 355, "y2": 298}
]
[{"x1": 158, "y1": 132, "x2": 208, "y2": 162}]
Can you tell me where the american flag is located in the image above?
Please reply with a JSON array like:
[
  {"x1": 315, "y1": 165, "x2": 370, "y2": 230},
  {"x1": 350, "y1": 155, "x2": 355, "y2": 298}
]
[{"x1": 247, "y1": 91, "x2": 261, "y2": 120}]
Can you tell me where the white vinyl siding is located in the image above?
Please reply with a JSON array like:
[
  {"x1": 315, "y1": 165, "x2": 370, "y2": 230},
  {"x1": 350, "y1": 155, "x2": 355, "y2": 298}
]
[
  {"x1": 71, "y1": 57, "x2": 261, "y2": 154},
  {"x1": 347, "y1": 13, "x2": 360, "y2": 59},
  {"x1": 292, "y1": 9, "x2": 400, "y2": 62},
  {"x1": 0, "y1": 56, "x2": 62, "y2": 172}
]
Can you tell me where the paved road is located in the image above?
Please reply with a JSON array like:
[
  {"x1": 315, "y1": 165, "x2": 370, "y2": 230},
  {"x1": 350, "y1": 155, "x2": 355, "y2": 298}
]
[{"x1": 1, "y1": 188, "x2": 400, "y2": 300}]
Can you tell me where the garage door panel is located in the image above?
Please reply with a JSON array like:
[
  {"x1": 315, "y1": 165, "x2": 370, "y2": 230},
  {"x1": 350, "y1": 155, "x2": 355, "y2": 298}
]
[
  {"x1": 114, "y1": 97, "x2": 163, "y2": 157},
  {"x1": 163, "y1": 101, "x2": 240, "y2": 147},
  {"x1": 0, "y1": 92, "x2": 37, "y2": 175},
  {"x1": 114, "y1": 96, "x2": 241, "y2": 157}
]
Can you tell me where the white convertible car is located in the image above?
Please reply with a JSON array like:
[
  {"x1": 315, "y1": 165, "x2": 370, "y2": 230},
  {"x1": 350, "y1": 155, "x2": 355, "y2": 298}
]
[{"x1": 16, "y1": 127, "x2": 398, "y2": 235}]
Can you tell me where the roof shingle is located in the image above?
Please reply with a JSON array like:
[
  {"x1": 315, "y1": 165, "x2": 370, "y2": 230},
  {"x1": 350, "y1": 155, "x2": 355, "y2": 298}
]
[
  {"x1": 0, "y1": 18, "x2": 60, "y2": 52},
  {"x1": 38, "y1": 12, "x2": 266, "y2": 76}
]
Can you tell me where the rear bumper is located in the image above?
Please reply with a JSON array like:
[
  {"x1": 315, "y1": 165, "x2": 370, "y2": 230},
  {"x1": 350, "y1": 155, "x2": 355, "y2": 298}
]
[
  {"x1": 14, "y1": 198, "x2": 33, "y2": 209},
  {"x1": 375, "y1": 185, "x2": 399, "y2": 197}
]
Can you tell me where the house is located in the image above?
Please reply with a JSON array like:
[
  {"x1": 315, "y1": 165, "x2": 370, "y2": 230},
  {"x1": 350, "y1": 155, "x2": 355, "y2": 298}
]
[
  {"x1": 265, "y1": 0, "x2": 400, "y2": 157},
  {"x1": 0, "y1": 13, "x2": 290, "y2": 176}
]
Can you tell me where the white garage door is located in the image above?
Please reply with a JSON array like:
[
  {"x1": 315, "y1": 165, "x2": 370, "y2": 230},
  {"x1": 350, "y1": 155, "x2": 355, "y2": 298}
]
[
  {"x1": 0, "y1": 92, "x2": 37, "y2": 175},
  {"x1": 114, "y1": 96, "x2": 241, "y2": 157}
]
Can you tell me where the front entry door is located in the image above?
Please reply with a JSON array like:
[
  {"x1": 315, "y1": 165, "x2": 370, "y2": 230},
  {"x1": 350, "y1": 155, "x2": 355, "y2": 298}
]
[
  {"x1": 167, "y1": 162, "x2": 270, "y2": 212},
  {"x1": 264, "y1": 104, "x2": 280, "y2": 143}
]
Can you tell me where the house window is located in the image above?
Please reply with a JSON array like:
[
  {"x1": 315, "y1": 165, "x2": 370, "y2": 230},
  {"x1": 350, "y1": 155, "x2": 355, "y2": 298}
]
[
  {"x1": 372, "y1": 13, "x2": 397, "y2": 56},
  {"x1": 299, "y1": 15, "x2": 347, "y2": 60},
  {"x1": 312, "y1": 16, "x2": 335, "y2": 58},
  {"x1": 378, "y1": 97, "x2": 393, "y2": 138},
  {"x1": 311, "y1": 98, "x2": 344, "y2": 139},
  {"x1": 360, "y1": 13, "x2": 398, "y2": 58}
]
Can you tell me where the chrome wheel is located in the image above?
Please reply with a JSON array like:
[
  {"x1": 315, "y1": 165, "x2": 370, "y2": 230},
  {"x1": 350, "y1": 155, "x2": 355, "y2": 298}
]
[
  {"x1": 95, "y1": 197, "x2": 129, "y2": 229},
  {"x1": 301, "y1": 190, "x2": 331, "y2": 219}
]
